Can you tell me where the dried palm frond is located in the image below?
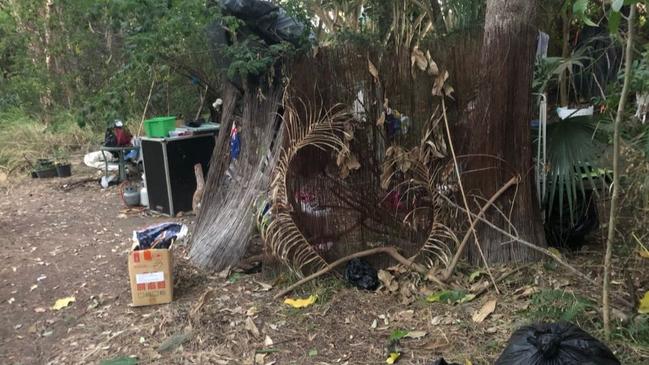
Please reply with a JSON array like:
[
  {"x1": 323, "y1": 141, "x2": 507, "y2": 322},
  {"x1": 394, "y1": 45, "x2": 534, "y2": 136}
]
[
  {"x1": 262, "y1": 98, "x2": 356, "y2": 277},
  {"x1": 380, "y1": 108, "x2": 459, "y2": 268}
]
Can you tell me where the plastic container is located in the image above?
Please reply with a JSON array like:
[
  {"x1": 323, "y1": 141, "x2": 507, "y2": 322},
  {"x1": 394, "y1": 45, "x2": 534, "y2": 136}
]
[
  {"x1": 35, "y1": 167, "x2": 57, "y2": 178},
  {"x1": 143, "y1": 116, "x2": 176, "y2": 138},
  {"x1": 140, "y1": 186, "x2": 149, "y2": 207},
  {"x1": 56, "y1": 163, "x2": 72, "y2": 177}
]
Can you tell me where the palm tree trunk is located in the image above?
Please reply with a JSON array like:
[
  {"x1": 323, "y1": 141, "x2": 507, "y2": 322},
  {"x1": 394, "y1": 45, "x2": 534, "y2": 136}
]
[{"x1": 461, "y1": 0, "x2": 546, "y2": 264}]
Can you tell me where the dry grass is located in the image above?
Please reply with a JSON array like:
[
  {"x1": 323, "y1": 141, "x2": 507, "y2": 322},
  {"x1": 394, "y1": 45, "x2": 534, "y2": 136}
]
[{"x1": 0, "y1": 108, "x2": 98, "y2": 175}]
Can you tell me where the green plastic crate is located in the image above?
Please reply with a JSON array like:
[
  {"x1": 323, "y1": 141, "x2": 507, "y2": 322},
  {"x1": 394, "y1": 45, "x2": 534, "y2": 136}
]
[{"x1": 144, "y1": 116, "x2": 176, "y2": 137}]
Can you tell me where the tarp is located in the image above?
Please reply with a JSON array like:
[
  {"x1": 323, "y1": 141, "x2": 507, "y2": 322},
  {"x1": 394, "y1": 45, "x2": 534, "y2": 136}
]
[{"x1": 219, "y1": 0, "x2": 312, "y2": 46}]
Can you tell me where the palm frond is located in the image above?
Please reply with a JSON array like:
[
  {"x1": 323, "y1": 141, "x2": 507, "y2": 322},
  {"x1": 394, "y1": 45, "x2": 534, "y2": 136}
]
[
  {"x1": 541, "y1": 115, "x2": 609, "y2": 226},
  {"x1": 380, "y1": 109, "x2": 458, "y2": 268},
  {"x1": 261, "y1": 98, "x2": 354, "y2": 276}
]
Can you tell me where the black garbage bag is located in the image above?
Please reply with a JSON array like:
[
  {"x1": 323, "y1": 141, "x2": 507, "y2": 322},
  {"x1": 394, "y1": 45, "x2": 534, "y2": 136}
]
[
  {"x1": 495, "y1": 322, "x2": 620, "y2": 365},
  {"x1": 430, "y1": 358, "x2": 460, "y2": 365},
  {"x1": 219, "y1": 0, "x2": 312, "y2": 46},
  {"x1": 344, "y1": 258, "x2": 379, "y2": 290}
]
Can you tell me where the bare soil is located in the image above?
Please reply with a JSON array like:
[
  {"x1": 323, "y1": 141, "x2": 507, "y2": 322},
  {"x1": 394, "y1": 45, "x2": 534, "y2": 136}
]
[{"x1": 1, "y1": 167, "x2": 648, "y2": 364}]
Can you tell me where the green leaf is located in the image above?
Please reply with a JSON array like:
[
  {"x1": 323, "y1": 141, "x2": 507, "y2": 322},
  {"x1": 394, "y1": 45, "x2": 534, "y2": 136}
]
[
  {"x1": 573, "y1": 0, "x2": 589, "y2": 14},
  {"x1": 308, "y1": 349, "x2": 318, "y2": 357},
  {"x1": 158, "y1": 332, "x2": 192, "y2": 353},
  {"x1": 389, "y1": 329, "x2": 409, "y2": 342},
  {"x1": 469, "y1": 270, "x2": 484, "y2": 283},
  {"x1": 100, "y1": 357, "x2": 138, "y2": 365},
  {"x1": 612, "y1": 0, "x2": 624, "y2": 12},
  {"x1": 425, "y1": 290, "x2": 475, "y2": 304},
  {"x1": 227, "y1": 273, "x2": 241, "y2": 284}
]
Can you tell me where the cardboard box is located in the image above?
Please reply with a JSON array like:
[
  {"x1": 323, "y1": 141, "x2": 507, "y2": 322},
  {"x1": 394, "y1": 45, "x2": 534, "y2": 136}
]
[{"x1": 128, "y1": 248, "x2": 173, "y2": 306}]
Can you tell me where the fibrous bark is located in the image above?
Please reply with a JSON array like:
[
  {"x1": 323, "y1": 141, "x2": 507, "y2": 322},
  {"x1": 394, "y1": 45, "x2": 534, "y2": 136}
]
[{"x1": 461, "y1": 0, "x2": 546, "y2": 263}]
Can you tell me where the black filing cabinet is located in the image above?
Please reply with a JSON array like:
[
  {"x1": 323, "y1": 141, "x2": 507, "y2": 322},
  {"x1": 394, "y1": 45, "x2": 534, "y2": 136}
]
[{"x1": 141, "y1": 134, "x2": 215, "y2": 216}]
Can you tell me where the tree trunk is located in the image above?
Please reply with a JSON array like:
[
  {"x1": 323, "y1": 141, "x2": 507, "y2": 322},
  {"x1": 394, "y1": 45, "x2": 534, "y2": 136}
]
[
  {"x1": 462, "y1": 0, "x2": 546, "y2": 264},
  {"x1": 603, "y1": 4, "x2": 636, "y2": 341}
]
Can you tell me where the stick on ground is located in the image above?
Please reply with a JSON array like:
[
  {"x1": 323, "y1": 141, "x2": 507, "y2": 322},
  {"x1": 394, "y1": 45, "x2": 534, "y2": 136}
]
[{"x1": 273, "y1": 246, "x2": 446, "y2": 299}]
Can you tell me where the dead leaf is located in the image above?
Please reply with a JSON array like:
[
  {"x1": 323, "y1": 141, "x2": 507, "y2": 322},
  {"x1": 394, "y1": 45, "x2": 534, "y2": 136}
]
[
  {"x1": 411, "y1": 47, "x2": 428, "y2": 71},
  {"x1": 245, "y1": 317, "x2": 261, "y2": 338},
  {"x1": 404, "y1": 331, "x2": 427, "y2": 339},
  {"x1": 368, "y1": 58, "x2": 379, "y2": 81},
  {"x1": 426, "y1": 51, "x2": 439, "y2": 76},
  {"x1": 247, "y1": 306, "x2": 260, "y2": 317},
  {"x1": 432, "y1": 70, "x2": 449, "y2": 96},
  {"x1": 377, "y1": 112, "x2": 386, "y2": 127},
  {"x1": 264, "y1": 335, "x2": 274, "y2": 346},
  {"x1": 347, "y1": 154, "x2": 361, "y2": 170},
  {"x1": 51, "y1": 296, "x2": 75, "y2": 311},
  {"x1": 254, "y1": 281, "x2": 273, "y2": 291},
  {"x1": 254, "y1": 353, "x2": 266, "y2": 365},
  {"x1": 34, "y1": 307, "x2": 46, "y2": 313},
  {"x1": 472, "y1": 299, "x2": 497, "y2": 323},
  {"x1": 378, "y1": 270, "x2": 399, "y2": 293}
]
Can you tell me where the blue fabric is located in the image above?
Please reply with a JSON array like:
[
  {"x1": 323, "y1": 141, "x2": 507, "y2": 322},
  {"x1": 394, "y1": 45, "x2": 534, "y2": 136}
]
[
  {"x1": 230, "y1": 126, "x2": 241, "y2": 159},
  {"x1": 134, "y1": 223, "x2": 183, "y2": 250}
]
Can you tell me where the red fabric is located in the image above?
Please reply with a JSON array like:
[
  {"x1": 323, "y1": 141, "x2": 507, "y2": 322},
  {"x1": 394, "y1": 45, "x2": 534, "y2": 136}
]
[{"x1": 114, "y1": 128, "x2": 132, "y2": 146}]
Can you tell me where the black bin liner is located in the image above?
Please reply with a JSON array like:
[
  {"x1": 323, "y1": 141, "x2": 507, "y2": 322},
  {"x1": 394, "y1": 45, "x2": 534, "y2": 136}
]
[
  {"x1": 219, "y1": 0, "x2": 311, "y2": 46},
  {"x1": 344, "y1": 258, "x2": 379, "y2": 291},
  {"x1": 495, "y1": 322, "x2": 620, "y2": 365}
]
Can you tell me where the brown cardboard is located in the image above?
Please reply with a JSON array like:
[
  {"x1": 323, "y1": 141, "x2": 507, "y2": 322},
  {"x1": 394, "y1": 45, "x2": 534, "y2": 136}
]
[{"x1": 128, "y1": 248, "x2": 173, "y2": 306}]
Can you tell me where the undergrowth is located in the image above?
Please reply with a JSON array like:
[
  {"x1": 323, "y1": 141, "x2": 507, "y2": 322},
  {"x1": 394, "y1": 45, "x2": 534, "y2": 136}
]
[{"x1": 0, "y1": 108, "x2": 99, "y2": 174}]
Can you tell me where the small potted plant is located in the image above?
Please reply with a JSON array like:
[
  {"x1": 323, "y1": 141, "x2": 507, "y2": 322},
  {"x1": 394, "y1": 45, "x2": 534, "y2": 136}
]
[
  {"x1": 34, "y1": 159, "x2": 57, "y2": 178},
  {"x1": 54, "y1": 148, "x2": 72, "y2": 177}
]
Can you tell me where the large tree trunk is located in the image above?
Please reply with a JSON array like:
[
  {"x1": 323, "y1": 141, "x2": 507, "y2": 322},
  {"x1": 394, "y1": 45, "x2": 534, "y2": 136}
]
[{"x1": 461, "y1": 0, "x2": 545, "y2": 264}]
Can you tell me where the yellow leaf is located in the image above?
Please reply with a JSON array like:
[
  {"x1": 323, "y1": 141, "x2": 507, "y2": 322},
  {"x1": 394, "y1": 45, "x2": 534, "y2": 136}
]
[
  {"x1": 51, "y1": 296, "x2": 75, "y2": 311},
  {"x1": 284, "y1": 295, "x2": 317, "y2": 309},
  {"x1": 465, "y1": 360, "x2": 473, "y2": 365},
  {"x1": 386, "y1": 352, "x2": 400, "y2": 364},
  {"x1": 638, "y1": 249, "x2": 649, "y2": 259},
  {"x1": 639, "y1": 292, "x2": 649, "y2": 314}
]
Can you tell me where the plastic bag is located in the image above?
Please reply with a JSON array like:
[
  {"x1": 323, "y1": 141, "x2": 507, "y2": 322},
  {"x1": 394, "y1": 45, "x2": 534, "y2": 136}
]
[
  {"x1": 132, "y1": 223, "x2": 188, "y2": 250},
  {"x1": 495, "y1": 322, "x2": 620, "y2": 365},
  {"x1": 344, "y1": 258, "x2": 379, "y2": 291},
  {"x1": 430, "y1": 358, "x2": 460, "y2": 365}
]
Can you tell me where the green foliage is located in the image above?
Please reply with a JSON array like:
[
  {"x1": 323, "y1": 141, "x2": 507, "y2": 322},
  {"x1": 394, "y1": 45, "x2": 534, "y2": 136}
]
[
  {"x1": 614, "y1": 316, "x2": 649, "y2": 347},
  {"x1": 630, "y1": 52, "x2": 649, "y2": 94},
  {"x1": 542, "y1": 115, "x2": 609, "y2": 225},
  {"x1": 445, "y1": 0, "x2": 486, "y2": 32},
  {"x1": 223, "y1": 36, "x2": 296, "y2": 81},
  {"x1": 389, "y1": 329, "x2": 408, "y2": 342},
  {"x1": 526, "y1": 289, "x2": 596, "y2": 324}
]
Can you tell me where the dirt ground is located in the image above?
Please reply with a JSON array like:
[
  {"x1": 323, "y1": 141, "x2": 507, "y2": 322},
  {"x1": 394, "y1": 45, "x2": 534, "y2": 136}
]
[{"x1": 1, "y1": 166, "x2": 648, "y2": 365}]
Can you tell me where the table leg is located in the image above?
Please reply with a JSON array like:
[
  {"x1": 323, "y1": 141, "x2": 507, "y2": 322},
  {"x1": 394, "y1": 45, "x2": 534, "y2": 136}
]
[
  {"x1": 101, "y1": 150, "x2": 109, "y2": 179},
  {"x1": 118, "y1": 151, "x2": 126, "y2": 182}
]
